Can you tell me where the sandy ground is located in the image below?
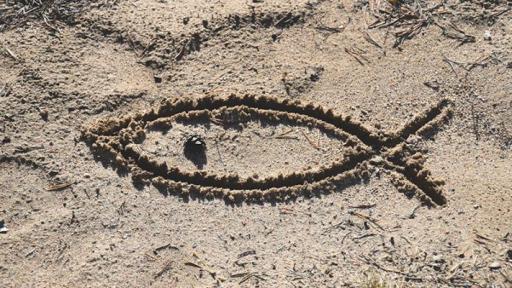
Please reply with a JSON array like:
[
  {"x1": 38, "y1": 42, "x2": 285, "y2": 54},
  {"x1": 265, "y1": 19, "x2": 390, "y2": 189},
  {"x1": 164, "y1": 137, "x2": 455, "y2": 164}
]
[{"x1": 0, "y1": 0, "x2": 511, "y2": 287}]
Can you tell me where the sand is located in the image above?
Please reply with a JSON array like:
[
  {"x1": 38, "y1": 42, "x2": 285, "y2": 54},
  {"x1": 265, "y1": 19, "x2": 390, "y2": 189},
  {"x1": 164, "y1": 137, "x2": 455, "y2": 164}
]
[{"x1": 1, "y1": 0, "x2": 511, "y2": 287}]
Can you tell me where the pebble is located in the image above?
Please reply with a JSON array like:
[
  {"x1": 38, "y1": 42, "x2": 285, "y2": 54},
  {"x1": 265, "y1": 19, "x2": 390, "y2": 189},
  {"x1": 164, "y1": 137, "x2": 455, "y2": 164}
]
[
  {"x1": 483, "y1": 30, "x2": 491, "y2": 41},
  {"x1": 432, "y1": 255, "x2": 445, "y2": 263},
  {"x1": 489, "y1": 261, "x2": 501, "y2": 270},
  {"x1": 370, "y1": 156, "x2": 383, "y2": 164},
  {"x1": 39, "y1": 109, "x2": 49, "y2": 121}
]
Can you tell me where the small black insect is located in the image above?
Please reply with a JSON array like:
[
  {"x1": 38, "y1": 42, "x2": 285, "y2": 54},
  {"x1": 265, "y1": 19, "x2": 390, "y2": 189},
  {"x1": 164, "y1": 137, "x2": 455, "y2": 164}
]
[
  {"x1": 184, "y1": 135, "x2": 206, "y2": 153},
  {"x1": 184, "y1": 135, "x2": 207, "y2": 168}
]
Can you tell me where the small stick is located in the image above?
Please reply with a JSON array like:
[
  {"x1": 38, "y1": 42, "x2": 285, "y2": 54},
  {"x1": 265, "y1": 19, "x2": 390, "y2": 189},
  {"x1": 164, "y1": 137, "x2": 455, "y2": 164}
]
[
  {"x1": 175, "y1": 40, "x2": 188, "y2": 61},
  {"x1": 315, "y1": 26, "x2": 343, "y2": 33},
  {"x1": 349, "y1": 211, "x2": 384, "y2": 231},
  {"x1": 470, "y1": 103, "x2": 479, "y2": 141},
  {"x1": 275, "y1": 128, "x2": 294, "y2": 138},
  {"x1": 443, "y1": 56, "x2": 459, "y2": 77},
  {"x1": 322, "y1": 221, "x2": 346, "y2": 234},
  {"x1": 184, "y1": 262, "x2": 202, "y2": 269},
  {"x1": 46, "y1": 182, "x2": 73, "y2": 191},
  {"x1": 364, "y1": 31, "x2": 383, "y2": 49},
  {"x1": 408, "y1": 204, "x2": 421, "y2": 219},
  {"x1": 300, "y1": 129, "x2": 320, "y2": 150},
  {"x1": 349, "y1": 203, "x2": 376, "y2": 209},
  {"x1": 214, "y1": 139, "x2": 226, "y2": 167},
  {"x1": 345, "y1": 47, "x2": 365, "y2": 66},
  {"x1": 2, "y1": 45, "x2": 19, "y2": 61},
  {"x1": 341, "y1": 231, "x2": 351, "y2": 244},
  {"x1": 153, "y1": 243, "x2": 179, "y2": 255},
  {"x1": 141, "y1": 37, "x2": 158, "y2": 56},
  {"x1": 43, "y1": 18, "x2": 60, "y2": 33},
  {"x1": 154, "y1": 261, "x2": 172, "y2": 279},
  {"x1": 210, "y1": 118, "x2": 224, "y2": 126},
  {"x1": 360, "y1": 255, "x2": 415, "y2": 277},
  {"x1": 353, "y1": 233, "x2": 377, "y2": 240},
  {"x1": 279, "y1": 207, "x2": 295, "y2": 215},
  {"x1": 239, "y1": 272, "x2": 265, "y2": 284},
  {"x1": 475, "y1": 233, "x2": 494, "y2": 242}
]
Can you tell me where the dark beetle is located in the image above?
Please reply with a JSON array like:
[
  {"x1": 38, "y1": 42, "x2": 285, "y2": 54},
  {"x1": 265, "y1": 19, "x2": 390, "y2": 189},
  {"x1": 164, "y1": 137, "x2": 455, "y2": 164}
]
[
  {"x1": 184, "y1": 135, "x2": 206, "y2": 153},
  {"x1": 184, "y1": 135, "x2": 207, "y2": 168}
]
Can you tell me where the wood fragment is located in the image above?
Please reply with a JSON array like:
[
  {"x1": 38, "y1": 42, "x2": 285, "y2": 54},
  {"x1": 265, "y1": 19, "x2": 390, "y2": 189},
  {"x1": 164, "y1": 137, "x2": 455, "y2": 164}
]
[
  {"x1": 353, "y1": 233, "x2": 377, "y2": 240},
  {"x1": 238, "y1": 250, "x2": 256, "y2": 258},
  {"x1": 349, "y1": 211, "x2": 384, "y2": 231},
  {"x1": 315, "y1": 26, "x2": 343, "y2": 33},
  {"x1": 300, "y1": 129, "x2": 320, "y2": 150},
  {"x1": 46, "y1": 182, "x2": 73, "y2": 191},
  {"x1": 239, "y1": 272, "x2": 266, "y2": 284},
  {"x1": 141, "y1": 37, "x2": 158, "y2": 56},
  {"x1": 322, "y1": 221, "x2": 346, "y2": 234},
  {"x1": 154, "y1": 260, "x2": 173, "y2": 279},
  {"x1": 184, "y1": 261, "x2": 202, "y2": 269},
  {"x1": 43, "y1": 18, "x2": 60, "y2": 33},
  {"x1": 275, "y1": 128, "x2": 294, "y2": 138},
  {"x1": 475, "y1": 233, "x2": 494, "y2": 242},
  {"x1": 153, "y1": 243, "x2": 179, "y2": 255},
  {"x1": 279, "y1": 207, "x2": 295, "y2": 215},
  {"x1": 360, "y1": 255, "x2": 415, "y2": 277},
  {"x1": 275, "y1": 13, "x2": 293, "y2": 28},
  {"x1": 442, "y1": 56, "x2": 459, "y2": 77},
  {"x1": 344, "y1": 47, "x2": 367, "y2": 65},
  {"x1": 2, "y1": 45, "x2": 19, "y2": 61},
  {"x1": 500, "y1": 270, "x2": 512, "y2": 284},
  {"x1": 341, "y1": 231, "x2": 351, "y2": 244},
  {"x1": 408, "y1": 204, "x2": 421, "y2": 219},
  {"x1": 349, "y1": 203, "x2": 376, "y2": 209},
  {"x1": 175, "y1": 40, "x2": 188, "y2": 61},
  {"x1": 363, "y1": 32, "x2": 383, "y2": 49}
]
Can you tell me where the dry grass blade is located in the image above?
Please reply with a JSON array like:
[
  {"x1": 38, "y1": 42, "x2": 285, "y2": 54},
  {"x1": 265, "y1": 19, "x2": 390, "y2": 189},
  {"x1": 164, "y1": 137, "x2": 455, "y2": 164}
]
[
  {"x1": 1, "y1": 44, "x2": 19, "y2": 61},
  {"x1": 345, "y1": 47, "x2": 369, "y2": 65},
  {"x1": 239, "y1": 272, "x2": 266, "y2": 284},
  {"x1": 364, "y1": 31, "x2": 383, "y2": 49}
]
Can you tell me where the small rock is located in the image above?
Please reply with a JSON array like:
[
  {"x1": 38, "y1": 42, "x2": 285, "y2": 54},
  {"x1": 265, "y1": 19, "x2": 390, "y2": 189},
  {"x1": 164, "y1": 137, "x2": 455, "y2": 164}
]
[
  {"x1": 489, "y1": 261, "x2": 501, "y2": 270},
  {"x1": 432, "y1": 255, "x2": 445, "y2": 263},
  {"x1": 506, "y1": 249, "x2": 512, "y2": 260},
  {"x1": 424, "y1": 80, "x2": 440, "y2": 91},
  {"x1": 39, "y1": 108, "x2": 48, "y2": 121},
  {"x1": 483, "y1": 30, "x2": 492, "y2": 41},
  {"x1": 370, "y1": 156, "x2": 383, "y2": 164}
]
